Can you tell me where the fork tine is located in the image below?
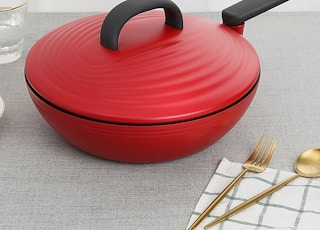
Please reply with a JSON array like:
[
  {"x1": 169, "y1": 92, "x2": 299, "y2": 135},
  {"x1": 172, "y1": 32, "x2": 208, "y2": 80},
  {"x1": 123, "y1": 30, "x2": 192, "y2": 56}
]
[
  {"x1": 246, "y1": 136, "x2": 274, "y2": 163},
  {"x1": 256, "y1": 137, "x2": 277, "y2": 166},
  {"x1": 260, "y1": 138, "x2": 277, "y2": 167},
  {"x1": 246, "y1": 135, "x2": 267, "y2": 163},
  {"x1": 254, "y1": 136, "x2": 270, "y2": 165},
  {"x1": 246, "y1": 136, "x2": 277, "y2": 166},
  {"x1": 255, "y1": 136, "x2": 274, "y2": 165}
]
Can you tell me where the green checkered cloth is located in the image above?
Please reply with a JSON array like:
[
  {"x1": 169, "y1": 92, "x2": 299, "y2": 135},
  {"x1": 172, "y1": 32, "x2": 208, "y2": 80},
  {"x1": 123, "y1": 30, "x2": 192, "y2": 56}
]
[{"x1": 186, "y1": 158, "x2": 320, "y2": 230}]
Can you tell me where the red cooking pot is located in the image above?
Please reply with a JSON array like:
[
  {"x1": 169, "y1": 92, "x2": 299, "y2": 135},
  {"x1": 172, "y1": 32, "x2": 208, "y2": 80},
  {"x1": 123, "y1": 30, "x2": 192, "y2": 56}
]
[{"x1": 25, "y1": 0, "x2": 288, "y2": 163}]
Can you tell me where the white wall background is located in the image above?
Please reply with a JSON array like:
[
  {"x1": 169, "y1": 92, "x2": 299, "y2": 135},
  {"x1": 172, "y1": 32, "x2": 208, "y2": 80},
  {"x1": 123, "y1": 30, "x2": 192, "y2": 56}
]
[{"x1": 28, "y1": 0, "x2": 320, "y2": 13}]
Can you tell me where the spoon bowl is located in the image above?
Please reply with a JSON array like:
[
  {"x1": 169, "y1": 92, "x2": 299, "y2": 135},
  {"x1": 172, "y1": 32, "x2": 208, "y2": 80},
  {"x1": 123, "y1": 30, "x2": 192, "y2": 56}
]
[{"x1": 295, "y1": 148, "x2": 320, "y2": 177}]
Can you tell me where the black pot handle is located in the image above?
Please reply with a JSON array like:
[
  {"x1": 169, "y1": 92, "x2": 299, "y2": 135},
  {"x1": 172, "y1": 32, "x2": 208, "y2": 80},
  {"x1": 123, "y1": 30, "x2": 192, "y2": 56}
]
[
  {"x1": 100, "y1": 0, "x2": 183, "y2": 50},
  {"x1": 222, "y1": 0, "x2": 289, "y2": 26}
]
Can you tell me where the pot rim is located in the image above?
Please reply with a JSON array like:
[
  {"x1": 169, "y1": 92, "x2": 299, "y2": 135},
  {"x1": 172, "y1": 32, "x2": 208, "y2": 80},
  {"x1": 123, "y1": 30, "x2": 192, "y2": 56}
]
[{"x1": 25, "y1": 74, "x2": 259, "y2": 126}]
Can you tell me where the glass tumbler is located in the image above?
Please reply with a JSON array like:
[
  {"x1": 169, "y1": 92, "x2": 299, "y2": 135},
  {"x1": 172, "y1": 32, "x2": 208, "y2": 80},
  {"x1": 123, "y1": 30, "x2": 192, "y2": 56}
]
[{"x1": 0, "y1": 0, "x2": 28, "y2": 64}]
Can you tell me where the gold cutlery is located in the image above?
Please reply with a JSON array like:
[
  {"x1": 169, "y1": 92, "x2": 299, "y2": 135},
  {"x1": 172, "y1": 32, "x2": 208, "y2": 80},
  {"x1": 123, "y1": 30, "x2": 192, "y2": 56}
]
[
  {"x1": 204, "y1": 148, "x2": 320, "y2": 229},
  {"x1": 188, "y1": 136, "x2": 277, "y2": 230}
]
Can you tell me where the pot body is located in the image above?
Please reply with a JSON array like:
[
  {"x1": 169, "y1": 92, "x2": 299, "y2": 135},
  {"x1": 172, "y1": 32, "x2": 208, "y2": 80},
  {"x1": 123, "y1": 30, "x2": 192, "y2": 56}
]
[
  {"x1": 27, "y1": 80, "x2": 258, "y2": 163},
  {"x1": 24, "y1": 0, "x2": 292, "y2": 163}
]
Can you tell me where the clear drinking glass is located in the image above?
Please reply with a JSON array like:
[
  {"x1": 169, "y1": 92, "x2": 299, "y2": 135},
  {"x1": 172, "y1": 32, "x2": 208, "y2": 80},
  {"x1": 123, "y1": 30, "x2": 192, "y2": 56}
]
[
  {"x1": 0, "y1": 0, "x2": 28, "y2": 64},
  {"x1": 0, "y1": 96, "x2": 4, "y2": 119}
]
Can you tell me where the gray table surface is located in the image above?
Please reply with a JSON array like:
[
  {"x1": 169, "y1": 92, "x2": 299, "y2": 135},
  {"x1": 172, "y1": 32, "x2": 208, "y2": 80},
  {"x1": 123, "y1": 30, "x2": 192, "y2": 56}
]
[{"x1": 1, "y1": 12, "x2": 320, "y2": 230}]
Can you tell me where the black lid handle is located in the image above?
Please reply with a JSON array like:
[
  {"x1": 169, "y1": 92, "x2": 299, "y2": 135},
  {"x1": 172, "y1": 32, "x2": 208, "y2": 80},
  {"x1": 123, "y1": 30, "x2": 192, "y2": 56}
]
[
  {"x1": 222, "y1": 0, "x2": 289, "y2": 26},
  {"x1": 100, "y1": 0, "x2": 183, "y2": 50}
]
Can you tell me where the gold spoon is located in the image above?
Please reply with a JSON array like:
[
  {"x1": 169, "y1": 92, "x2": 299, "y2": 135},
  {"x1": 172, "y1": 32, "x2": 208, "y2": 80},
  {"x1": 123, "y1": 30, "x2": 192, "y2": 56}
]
[{"x1": 204, "y1": 148, "x2": 320, "y2": 229}]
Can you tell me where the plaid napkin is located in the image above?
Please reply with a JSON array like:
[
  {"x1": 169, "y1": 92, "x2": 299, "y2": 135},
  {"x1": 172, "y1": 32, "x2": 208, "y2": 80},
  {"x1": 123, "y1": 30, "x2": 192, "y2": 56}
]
[{"x1": 186, "y1": 158, "x2": 320, "y2": 230}]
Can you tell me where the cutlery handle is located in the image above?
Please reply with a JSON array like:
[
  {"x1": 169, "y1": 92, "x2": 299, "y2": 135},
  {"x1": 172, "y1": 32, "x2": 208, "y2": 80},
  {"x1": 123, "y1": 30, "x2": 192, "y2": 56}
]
[
  {"x1": 204, "y1": 173, "x2": 300, "y2": 229},
  {"x1": 188, "y1": 168, "x2": 248, "y2": 230}
]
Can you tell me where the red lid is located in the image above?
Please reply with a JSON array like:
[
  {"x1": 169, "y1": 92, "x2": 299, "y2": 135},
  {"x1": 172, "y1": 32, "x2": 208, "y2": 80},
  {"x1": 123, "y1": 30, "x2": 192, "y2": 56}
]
[{"x1": 25, "y1": 2, "x2": 259, "y2": 125}]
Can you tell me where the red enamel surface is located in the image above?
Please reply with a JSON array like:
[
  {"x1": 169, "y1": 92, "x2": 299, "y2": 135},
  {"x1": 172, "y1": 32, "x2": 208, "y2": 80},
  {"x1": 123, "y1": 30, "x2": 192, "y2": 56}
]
[
  {"x1": 27, "y1": 82, "x2": 258, "y2": 163},
  {"x1": 25, "y1": 11, "x2": 260, "y2": 125}
]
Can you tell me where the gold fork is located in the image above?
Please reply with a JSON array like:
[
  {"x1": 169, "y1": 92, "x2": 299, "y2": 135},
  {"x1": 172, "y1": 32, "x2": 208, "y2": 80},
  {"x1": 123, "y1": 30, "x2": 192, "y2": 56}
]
[{"x1": 188, "y1": 136, "x2": 277, "y2": 230}]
